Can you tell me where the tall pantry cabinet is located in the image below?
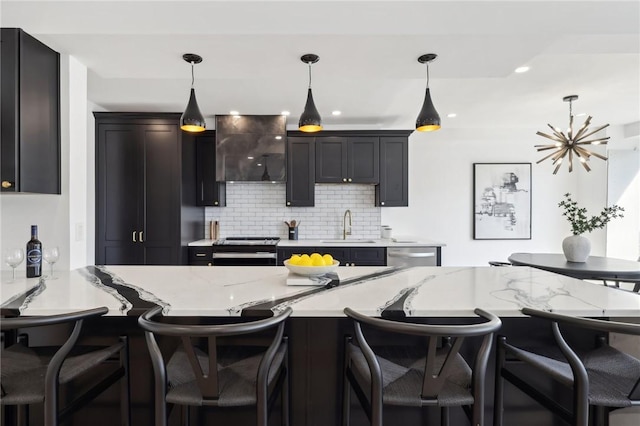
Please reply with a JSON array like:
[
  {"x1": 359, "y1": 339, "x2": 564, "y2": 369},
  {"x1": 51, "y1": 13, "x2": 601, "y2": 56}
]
[{"x1": 95, "y1": 113, "x2": 203, "y2": 265}]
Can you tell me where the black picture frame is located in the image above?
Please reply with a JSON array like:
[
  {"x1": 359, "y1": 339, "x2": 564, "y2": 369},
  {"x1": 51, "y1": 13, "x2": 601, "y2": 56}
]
[{"x1": 473, "y1": 163, "x2": 532, "y2": 240}]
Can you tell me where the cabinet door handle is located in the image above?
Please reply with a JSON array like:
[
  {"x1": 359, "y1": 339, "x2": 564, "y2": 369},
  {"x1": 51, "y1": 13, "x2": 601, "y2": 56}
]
[
  {"x1": 381, "y1": 201, "x2": 385, "y2": 206},
  {"x1": 139, "y1": 231, "x2": 144, "y2": 242},
  {"x1": 287, "y1": 201, "x2": 291, "y2": 206},
  {"x1": 342, "y1": 178, "x2": 347, "y2": 182},
  {"x1": 1, "y1": 180, "x2": 13, "y2": 189},
  {"x1": 132, "y1": 231, "x2": 137, "y2": 242},
  {"x1": 195, "y1": 253, "x2": 206, "y2": 257},
  {"x1": 348, "y1": 178, "x2": 352, "y2": 182},
  {"x1": 214, "y1": 201, "x2": 219, "y2": 206},
  {"x1": 201, "y1": 182, "x2": 204, "y2": 200}
]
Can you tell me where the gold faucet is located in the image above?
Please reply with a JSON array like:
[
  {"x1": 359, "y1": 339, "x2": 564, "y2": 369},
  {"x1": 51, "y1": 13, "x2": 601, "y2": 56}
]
[{"x1": 343, "y1": 209, "x2": 352, "y2": 240}]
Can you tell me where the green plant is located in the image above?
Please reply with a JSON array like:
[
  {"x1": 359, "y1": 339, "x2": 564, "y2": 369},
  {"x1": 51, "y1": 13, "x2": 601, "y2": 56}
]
[{"x1": 558, "y1": 193, "x2": 624, "y2": 235}]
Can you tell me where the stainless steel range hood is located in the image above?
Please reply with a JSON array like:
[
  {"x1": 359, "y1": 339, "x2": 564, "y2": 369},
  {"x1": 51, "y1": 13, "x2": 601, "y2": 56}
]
[{"x1": 215, "y1": 115, "x2": 286, "y2": 182}]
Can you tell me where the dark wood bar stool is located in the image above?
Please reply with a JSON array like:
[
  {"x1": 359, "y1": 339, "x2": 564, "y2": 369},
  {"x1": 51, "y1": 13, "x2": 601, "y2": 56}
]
[
  {"x1": 342, "y1": 307, "x2": 501, "y2": 426},
  {"x1": 0, "y1": 306, "x2": 131, "y2": 426},
  {"x1": 494, "y1": 308, "x2": 640, "y2": 426},
  {"x1": 138, "y1": 306, "x2": 292, "y2": 426}
]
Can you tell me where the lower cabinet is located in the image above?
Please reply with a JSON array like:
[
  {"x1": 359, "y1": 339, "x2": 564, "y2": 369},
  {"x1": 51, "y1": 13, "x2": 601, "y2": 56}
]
[
  {"x1": 277, "y1": 246, "x2": 386, "y2": 266},
  {"x1": 188, "y1": 247, "x2": 214, "y2": 266}
]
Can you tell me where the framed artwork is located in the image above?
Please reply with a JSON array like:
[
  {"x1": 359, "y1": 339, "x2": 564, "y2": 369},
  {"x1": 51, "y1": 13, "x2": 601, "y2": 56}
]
[{"x1": 473, "y1": 163, "x2": 531, "y2": 240}]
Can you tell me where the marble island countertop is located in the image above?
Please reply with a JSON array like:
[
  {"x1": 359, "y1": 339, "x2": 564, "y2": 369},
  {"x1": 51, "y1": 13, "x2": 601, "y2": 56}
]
[
  {"x1": 2, "y1": 266, "x2": 638, "y2": 318},
  {"x1": 188, "y1": 238, "x2": 446, "y2": 248}
]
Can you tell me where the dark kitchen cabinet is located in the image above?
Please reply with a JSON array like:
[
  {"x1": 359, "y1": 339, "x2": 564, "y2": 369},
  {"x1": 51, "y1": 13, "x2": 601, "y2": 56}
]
[
  {"x1": 195, "y1": 130, "x2": 226, "y2": 206},
  {"x1": 277, "y1": 246, "x2": 385, "y2": 266},
  {"x1": 286, "y1": 137, "x2": 315, "y2": 206},
  {"x1": 188, "y1": 246, "x2": 214, "y2": 266},
  {"x1": 315, "y1": 136, "x2": 379, "y2": 184},
  {"x1": 95, "y1": 113, "x2": 203, "y2": 265},
  {"x1": 376, "y1": 136, "x2": 409, "y2": 207},
  {"x1": 1, "y1": 28, "x2": 60, "y2": 194}
]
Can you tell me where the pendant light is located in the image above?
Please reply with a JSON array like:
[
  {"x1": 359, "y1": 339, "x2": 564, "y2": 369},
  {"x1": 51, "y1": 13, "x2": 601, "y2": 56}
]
[
  {"x1": 298, "y1": 54, "x2": 322, "y2": 132},
  {"x1": 180, "y1": 53, "x2": 206, "y2": 133},
  {"x1": 415, "y1": 53, "x2": 441, "y2": 132},
  {"x1": 535, "y1": 95, "x2": 609, "y2": 174}
]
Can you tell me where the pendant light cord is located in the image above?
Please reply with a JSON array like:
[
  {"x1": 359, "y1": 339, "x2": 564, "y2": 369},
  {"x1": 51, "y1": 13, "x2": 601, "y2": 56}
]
[
  {"x1": 425, "y1": 63, "x2": 430, "y2": 89},
  {"x1": 191, "y1": 62, "x2": 195, "y2": 88},
  {"x1": 308, "y1": 63, "x2": 312, "y2": 89}
]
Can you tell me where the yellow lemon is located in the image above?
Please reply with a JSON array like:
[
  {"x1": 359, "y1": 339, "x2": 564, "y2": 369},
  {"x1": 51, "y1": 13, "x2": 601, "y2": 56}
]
[
  {"x1": 310, "y1": 253, "x2": 323, "y2": 262},
  {"x1": 298, "y1": 257, "x2": 313, "y2": 267},
  {"x1": 322, "y1": 254, "x2": 334, "y2": 266},
  {"x1": 300, "y1": 254, "x2": 311, "y2": 262},
  {"x1": 312, "y1": 257, "x2": 325, "y2": 266},
  {"x1": 288, "y1": 255, "x2": 301, "y2": 265}
]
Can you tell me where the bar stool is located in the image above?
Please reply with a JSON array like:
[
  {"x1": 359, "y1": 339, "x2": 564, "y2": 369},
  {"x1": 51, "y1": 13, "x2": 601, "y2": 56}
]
[
  {"x1": 342, "y1": 307, "x2": 501, "y2": 426},
  {"x1": 494, "y1": 308, "x2": 640, "y2": 426},
  {"x1": 138, "y1": 306, "x2": 292, "y2": 426},
  {"x1": 1, "y1": 306, "x2": 131, "y2": 426}
]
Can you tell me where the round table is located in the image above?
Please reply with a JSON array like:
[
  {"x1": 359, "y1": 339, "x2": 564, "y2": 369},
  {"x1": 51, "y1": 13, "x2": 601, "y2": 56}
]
[{"x1": 508, "y1": 252, "x2": 640, "y2": 282}]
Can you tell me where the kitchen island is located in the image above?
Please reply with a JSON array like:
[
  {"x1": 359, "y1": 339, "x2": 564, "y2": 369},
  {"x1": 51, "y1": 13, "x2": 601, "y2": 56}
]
[{"x1": 2, "y1": 266, "x2": 639, "y2": 425}]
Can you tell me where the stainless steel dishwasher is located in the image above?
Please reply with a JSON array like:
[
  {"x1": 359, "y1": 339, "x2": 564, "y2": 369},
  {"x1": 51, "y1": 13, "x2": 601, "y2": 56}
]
[{"x1": 386, "y1": 246, "x2": 441, "y2": 266}]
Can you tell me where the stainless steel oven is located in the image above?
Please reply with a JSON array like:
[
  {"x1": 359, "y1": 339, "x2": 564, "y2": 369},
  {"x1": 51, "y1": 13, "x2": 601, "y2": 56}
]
[{"x1": 211, "y1": 237, "x2": 280, "y2": 266}]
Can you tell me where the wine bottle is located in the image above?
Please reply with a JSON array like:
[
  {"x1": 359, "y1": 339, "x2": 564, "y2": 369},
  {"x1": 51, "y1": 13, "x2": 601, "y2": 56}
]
[{"x1": 26, "y1": 225, "x2": 42, "y2": 278}]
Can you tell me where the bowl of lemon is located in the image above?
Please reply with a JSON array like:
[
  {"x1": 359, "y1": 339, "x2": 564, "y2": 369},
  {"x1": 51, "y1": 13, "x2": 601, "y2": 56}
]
[{"x1": 283, "y1": 253, "x2": 340, "y2": 276}]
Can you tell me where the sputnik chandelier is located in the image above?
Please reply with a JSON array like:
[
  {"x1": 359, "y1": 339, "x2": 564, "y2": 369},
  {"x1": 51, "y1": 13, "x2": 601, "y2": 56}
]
[{"x1": 535, "y1": 95, "x2": 609, "y2": 174}]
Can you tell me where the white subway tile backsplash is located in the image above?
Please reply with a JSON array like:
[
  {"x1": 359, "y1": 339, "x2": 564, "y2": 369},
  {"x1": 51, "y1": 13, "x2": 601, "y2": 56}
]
[{"x1": 204, "y1": 183, "x2": 382, "y2": 240}]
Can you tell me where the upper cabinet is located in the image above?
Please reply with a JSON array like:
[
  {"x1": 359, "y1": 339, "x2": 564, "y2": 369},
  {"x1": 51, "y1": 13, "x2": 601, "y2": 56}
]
[
  {"x1": 1, "y1": 28, "x2": 60, "y2": 194},
  {"x1": 376, "y1": 136, "x2": 409, "y2": 207},
  {"x1": 195, "y1": 130, "x2": 226, "y2": 207},
  {"x1": 315, "y1": 136, "x2": 379, "y2": 184},
  {"x1": 286, "y1": 136, "x2": 315, "y2": 207}
]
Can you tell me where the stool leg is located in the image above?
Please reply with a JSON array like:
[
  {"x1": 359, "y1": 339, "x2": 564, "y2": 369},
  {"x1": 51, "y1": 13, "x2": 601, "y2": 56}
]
[
  {"x1": 440, "y1": 407, "x2": 450, "y2": 426},
  {"x1": 493, "y1": 336, "x2": 506, "y2": 426},
  {"x1": 181, "y1": 405, "x2": 190, "y2": 426},
  {"x1": 120, "y1": 336, "x2": 131, "y2": 426},
  {"x1": 282, "y1": 365, "x2": 290, "y2": 426},
  {"x1": 16, "y1": 404, "x2": 29, "y2": 426},
  {"x1": 342, "y1": 337, "x2": 352, "y2": 426}
]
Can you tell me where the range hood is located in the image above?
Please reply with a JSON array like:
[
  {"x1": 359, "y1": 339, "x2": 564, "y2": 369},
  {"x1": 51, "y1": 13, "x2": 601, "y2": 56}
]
[{"x1": 215, "y1": 115, "x2": 286, "y2": 182}]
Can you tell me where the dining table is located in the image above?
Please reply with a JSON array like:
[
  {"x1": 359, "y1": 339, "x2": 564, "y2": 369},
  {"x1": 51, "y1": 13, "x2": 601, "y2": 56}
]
[{"x1": 508, "y1": 252, "x2": 640, "y2": 291}]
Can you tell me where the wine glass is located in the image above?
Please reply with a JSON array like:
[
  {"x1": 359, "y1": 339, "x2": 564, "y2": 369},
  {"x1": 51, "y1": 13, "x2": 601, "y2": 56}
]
[
  {"x1": 3, "y1": 248, "x2": 24, "y2": 282},
  {"x1": 43, "y1": 246, "x2": 60, "y2": 280}
]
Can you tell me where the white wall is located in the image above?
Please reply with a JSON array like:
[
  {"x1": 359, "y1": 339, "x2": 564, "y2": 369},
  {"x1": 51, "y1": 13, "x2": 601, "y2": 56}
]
[
  {"x1": 0, "y1": 54, "x2": 87, "y2": 272},
  {"x1": 381, "y1": 127, "x2": 611, "y2": 266}
]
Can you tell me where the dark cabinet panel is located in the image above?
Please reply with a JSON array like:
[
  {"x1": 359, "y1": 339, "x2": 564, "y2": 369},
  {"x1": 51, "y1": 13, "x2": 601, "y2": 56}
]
[
  {"x1": 286, "y1": 137, "x2": 315, "y2": 206},
  {"x1": 188, "y1": 247, "x2": 214, "y2": 266},
  {"x1": 1, "y1": 28, "x2": 60, "y2": 194},
  {"x1": 315, "y1": 136, "x2": 378, "y2": 184},
  {"x1": 277, "y1": 246, "x2": 385, "y2": 266},
  {"x1": 96, "y1": 113, "x2": 203, "y2": 265},
  {"x1": 376, "y1": 136, "x2": 409, "y2": 207},
  {"x1": 195, "y1": 130, "x2": 226, "y2": 206}
]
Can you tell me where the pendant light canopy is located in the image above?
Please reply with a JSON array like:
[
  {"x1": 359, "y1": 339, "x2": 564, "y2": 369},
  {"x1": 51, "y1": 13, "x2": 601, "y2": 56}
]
[
  {"x1": 415, "y1": 53, "x2": 441, "y2": 132},
  {"x1": 535, "y1": 95, "x2": 609, "y2": 174},
  {"x1": 180, "y1": 53, "x2": 206, "y2": 133},
  {"x1": 298, "y1": 54, "x2": 322, "y2": 133}
]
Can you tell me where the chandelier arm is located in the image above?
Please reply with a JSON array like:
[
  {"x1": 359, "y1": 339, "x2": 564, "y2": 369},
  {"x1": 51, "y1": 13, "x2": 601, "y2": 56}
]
[
  {"x1": 537, "y1": 149, "x2": 564, "y2": 163},
  {"x1": 536, "y1": 145, "x2": 562, "y2": 151},
  {"x1": 573, "y1": 146, "x2": 592, "y2": 158},
  {"x1": 551, "y1": 148, "x2": 569, "y2": 163},
  {"x1": 572, "y1": 117, "x2": 593, "y2": 141},
  {"x1": 536, "y1": 131, "x2": 565, "y2": 143},
  {"x1": 574, "y1": 124, "x2": 610, "y2": 142},
  {"x1": 580, "y1": 160, "x2": 592, "y2": 172},
  {"x1": 546, "y1": 124, "x2": 567, "y2": 140},
  {"x1": 576, "y1": 147, "x2": 607, "y2": 161},
  {"x1": 575, "y1": 137, "x2": 610, "y2": 145},
  {"x1": 553, "y1": 162, "x2": 563, "y2": 175}
]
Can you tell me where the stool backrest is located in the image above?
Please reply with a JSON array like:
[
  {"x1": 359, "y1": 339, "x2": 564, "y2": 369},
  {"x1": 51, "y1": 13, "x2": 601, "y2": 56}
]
[{"x1": 138, "y1": 306, "x2": 292, "y2": 400}]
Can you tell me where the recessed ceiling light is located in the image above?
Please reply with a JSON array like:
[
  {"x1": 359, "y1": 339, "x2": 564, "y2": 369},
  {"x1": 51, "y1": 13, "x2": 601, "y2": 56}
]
[
  {"x1": 257, "y1": 163, "x2": 262, "y2": 166},
  {"x1": 230, "y1": 110, "x2": 240, "y2": 116},
  {"x1": 515, "y1": 66, "x2": 530, "y2": 73},
  {"x1": 281, "y1": 111, "x2": 290, "y2": 116},
  {"x1": 332, "y1": 110, "x2": 342, "y2": 116},
  {"x1": 275, "y1": 136, "x2": 282, "y2": 140},
  {"x1": 447, "y1": 113, "x2": 457, "y2": 118},
  {"x1": 247, "y1": 156, "x2": 254, "y2": 160}
]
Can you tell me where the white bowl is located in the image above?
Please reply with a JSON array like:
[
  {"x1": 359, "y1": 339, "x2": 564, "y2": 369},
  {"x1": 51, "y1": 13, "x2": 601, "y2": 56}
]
[{"x1": 283, "y1": 260, "x2": 340, "y2": 276}]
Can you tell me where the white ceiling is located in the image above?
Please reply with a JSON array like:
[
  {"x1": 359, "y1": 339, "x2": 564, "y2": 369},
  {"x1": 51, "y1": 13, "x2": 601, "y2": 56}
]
[{"x1": 2, "y1": 0, "x2": 639, "y2": 131}]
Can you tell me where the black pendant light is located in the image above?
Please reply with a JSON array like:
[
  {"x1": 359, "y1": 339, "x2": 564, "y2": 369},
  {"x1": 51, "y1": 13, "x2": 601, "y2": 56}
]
[
  {"x1": 180, "y1": 53, "x2": 206, "y2": 133},
  {"x1": 298, "y1": 54, "x2": 322, "y2": 132},
  {"x1": 415, "y1": 53, "x2": 441, "y2": 132}
]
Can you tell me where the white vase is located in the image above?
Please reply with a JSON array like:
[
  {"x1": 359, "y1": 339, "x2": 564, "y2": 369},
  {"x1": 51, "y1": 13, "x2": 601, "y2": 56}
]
[{"x1": 562, "y1": 235, "x2": 591, "y2": 262}]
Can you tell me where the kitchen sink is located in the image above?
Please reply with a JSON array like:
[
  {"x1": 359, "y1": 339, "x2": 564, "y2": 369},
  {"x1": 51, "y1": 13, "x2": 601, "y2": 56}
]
[{"x1": 320, "y1": 239, "x2": 378, "y2": 244}]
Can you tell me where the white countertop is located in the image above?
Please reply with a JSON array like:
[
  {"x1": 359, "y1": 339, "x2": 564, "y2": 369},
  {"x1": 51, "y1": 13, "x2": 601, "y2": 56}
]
[
  {"x1": 2, "y1": 266, "x2": 637, "y2": 318},
  {"x1": 188, "y1": 238, "x2": 446, "y2": 248}
]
